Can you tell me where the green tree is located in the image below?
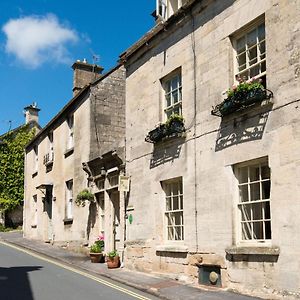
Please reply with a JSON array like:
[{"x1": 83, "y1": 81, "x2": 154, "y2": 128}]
[{"x1": 0, "y1": 125, "x2": 35, "y2": 211}]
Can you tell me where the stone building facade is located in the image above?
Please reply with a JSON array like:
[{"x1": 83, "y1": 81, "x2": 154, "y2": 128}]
[
  {"x1": 120, "y1": 0, "x2": 300, "y2": 298},
  {"x1": 23, "y1": 61, "x2": 126, "y2": 253}
]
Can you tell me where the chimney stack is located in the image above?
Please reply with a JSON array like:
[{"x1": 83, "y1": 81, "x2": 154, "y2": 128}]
[
  {"x1": 72, "y1": 59, "x2": 103, "y2": 96},
  {"x1": 24, "y1": 102, "x2": 40, "y2": 125}
]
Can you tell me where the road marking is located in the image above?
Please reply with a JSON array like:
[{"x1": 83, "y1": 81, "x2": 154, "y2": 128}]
[{"x1": 0, "y1": 241, "x2": 151, "y2": 300}]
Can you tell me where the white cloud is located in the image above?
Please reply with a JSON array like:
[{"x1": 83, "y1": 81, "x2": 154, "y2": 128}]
[{"x1": 2, "y1": 14, "x2": 78, "y2": 68}]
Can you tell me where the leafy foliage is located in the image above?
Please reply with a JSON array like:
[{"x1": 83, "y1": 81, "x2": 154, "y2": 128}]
[
  {"x1": 75, "y1": 189, "x2": 94, "y2": 207},
  {"x1": 90, "y1": 242, "x2": 103, "y2": 253},
  {"x1": 107, "y1": 249, "x2": 119, "y2": 258},
  {"x1": 0, "y1": 125, "x2": 35, "y2": 212},
  {"x1": 226, "y1": 77, "x2": 264, "y2": 99},
  {"x1": 165, "y1": 113, "x2": 184, "y2": 128}
]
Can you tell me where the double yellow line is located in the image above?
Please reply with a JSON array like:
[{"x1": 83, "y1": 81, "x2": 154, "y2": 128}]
[{"x1": 0, "y1": 241, "x2": 151, "y2": 300}]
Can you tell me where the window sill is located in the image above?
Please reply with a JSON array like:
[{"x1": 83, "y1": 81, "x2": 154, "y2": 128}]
[
  {"x1": 63, "y1": 218, "x2": 73, "y2": 225},
  {"x1": 156, "y1": 244, "x2": 188, "y2": 253},
  {"x1": 225, "y1": 246, "x2": 280, "y2": 262},
  {"x1": 64, "y1": 147, "x2": 74, "y2": 158},
  {"x1": 32, "y1": 171, "x2": 38, "y2": 178},
  {"x1": 44, "y1": 160, "x2": 53, "y2": 167}
]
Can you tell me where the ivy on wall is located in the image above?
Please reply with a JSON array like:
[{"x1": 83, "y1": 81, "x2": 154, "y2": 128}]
[{"x1": 0, "y1": 125, "x2": 35, "y2": 211}]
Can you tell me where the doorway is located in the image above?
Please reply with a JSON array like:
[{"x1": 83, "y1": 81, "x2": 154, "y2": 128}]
[
  {"x1": 110, "y1": 191, "x2": 121, "y2": 250},
  {"x1": 44, "y1": 186, "x2": 53, "y2": 241}
]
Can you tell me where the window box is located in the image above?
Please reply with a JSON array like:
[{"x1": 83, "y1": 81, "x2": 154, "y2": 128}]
[
  {"x1": 145, "y1": 115, "x2": 185, "y2": 143},
  {"x1": 211, "y1": 85, "x2": 272, "y2": 117},
  {"x1": 63, "y1": 218, "x2": 73, "y2": 225},
  {"x1": 64, "y1": 147, "x2": 74, "y2": 158}
]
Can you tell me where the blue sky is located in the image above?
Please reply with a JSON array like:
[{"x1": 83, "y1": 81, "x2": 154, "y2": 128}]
[{"x1": 0, "y1": 0, "x2": 154, "y2": 135}]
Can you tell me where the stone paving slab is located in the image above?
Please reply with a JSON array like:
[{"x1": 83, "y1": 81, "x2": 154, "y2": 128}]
[{"x1": 0, "y1": 231, "x2": 263, "y2": 300}]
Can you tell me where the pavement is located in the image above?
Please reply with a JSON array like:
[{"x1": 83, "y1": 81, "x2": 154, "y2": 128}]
[{"x1": 0, "y1": 231, "x2": 262, "y2": 300}]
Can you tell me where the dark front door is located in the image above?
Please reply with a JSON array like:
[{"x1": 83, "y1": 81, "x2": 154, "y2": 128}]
[{"x1": 45, "y1": 187, "x2": 53, "y2": 241}]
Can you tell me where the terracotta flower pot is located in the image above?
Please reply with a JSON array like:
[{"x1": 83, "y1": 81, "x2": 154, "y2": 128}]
[
  {"x1": 90, "y1": 252, "x2": 103, "y2": 263},
  {"x1": 107, "y1": 256, "x2": 120, "y2": 268}
]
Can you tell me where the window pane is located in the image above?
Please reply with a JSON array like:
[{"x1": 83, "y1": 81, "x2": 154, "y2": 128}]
[
  {"x1": 173, "y1": 196, "x2": 179, "y2": 210},
  {"x1": 178, "y1": 88, "x2": 182, "y2": 101},
  {"x1": 247, "y1": 29, "x2": 257, "y2": 48},
  {"x1": 165, "y1": 80, "x2": 171, "y2": 93},
  {"x1": 262, "y1": 181, "x2": 271, "y2": 199},
  {"x1": 237, "y1": 37, "x2": 246, "y2": 52},
  {"x1": 259, "y1": 41, "x2": 266, "y2": 57},
  {"x1": 166, "y1": 197, "x2": 172, "y2": 211},
  {"x1": 237, "y1": 53, "x2": 246, "y2": 70},
  {"x1": 168, "y1": 227, "x2": 174, "y2": 240},
  {"x1": 252, "y1": 202, "x2": 263, "y2": 221},
  {"x1": 172, "y1": 91, "x2": 178, "y2": 103},
  {"x1": 249, "y1": 165, "x2": 259, "y2": 182},
  {"x1": 253, "y1": 221, "x2": 264, "y2": 239},
  {"x1": 167, "y1": 213, "x2": 172, "y2": 225},
  {"x1": 264, "y1": 201, "x2": 271, "y2": 219},
  {"x1": 265, "y1": 221, "x2": 272, "y2": 239},
  {"x1": 240, "y1": 204, "x2": 251, "y2": 221},
  {"x1": 165, "y1": 94, "x2": 171, "y2": 107},
  {"x1": 250, "y1": 65, "x2": 260, "y2": 77},
  {"x1": 242, "y1": 222, "x2": 252, "y2": 240},
  {"x1": 174, "y1": 227, "x2": 182, "y2": 240},
  {"x1": 173, "y1": 106, "x2": 180, "y2": 115},
  {"x1": 239, "y1": 167, "x2": 248, "y2": 183},
  {"x1": 174, "y1": 212, "x2": 182, "y2": 225},
  {"x1": 178, "y1": 75, "x2": 182, "y2": 87},
  {"x1": 239, "y1": 70, "x2": 250, "y2": 81},
  {"x1": 258, "y1": 24, "x2": 265, "y2": 41},
  {"x1": 261, "y1": 61, "x2": 266, "y2": 73},
  {"x1": 239, "y1": 185, "x2": 249, "y2": 202},
  {"x1": 171, "y1": 77, "x2": 178, "y2": 91},
  {"x1": 261, "y1": 165, "x2": 270, "y2": 179},
  {"x1": 180, "y1": 195, "x2": 183, "y2": 210},
  {"x1": 250, "y1": 182, "x2": 260, "y2": 201},
  {"x1": 166, "y1": 109, "x2": 172, "y2": 119},
  {"x1": 248, "y1": 47, "x2": 258, "y2": 65}
]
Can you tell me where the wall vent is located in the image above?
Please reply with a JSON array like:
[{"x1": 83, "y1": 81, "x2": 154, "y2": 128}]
[{"x1": 198, "y1": 265, "x2": 222, "y2": 287}]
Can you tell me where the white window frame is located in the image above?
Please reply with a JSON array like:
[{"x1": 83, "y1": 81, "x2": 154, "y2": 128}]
[
  {"x1": 67, "y1": 115, "x2": 74, "y2": 150},
  {"x1": 97, "y1": 192, "x2": 105, "y2": 235},
  {"x1": 233, "y1": 20, "x2": 266, "y2": 83},
  {"x1": 235, "y1": 158, "x2": 271, "y2": 246},
  {"x1": 48, "y1": 132, "x2": 54, "y2": 161},
  {"x1": 33, "y1": 145, "x2": 38, "y2": 173},
  {"x1": 156, "y1": 0, "x2": 187, "y2": 19},
  {"x1": 162, "y1": 71, "x2": 182, "y2": 120},
  {"x1": 162, "y1": 177, "x2": 184, "y2": 241},
  {"x1": 33, "y1": 194, "x2": 38, "y2": 226},
  {"x1": 65, "y1": 180, "x2": 73, "y2": 219}
]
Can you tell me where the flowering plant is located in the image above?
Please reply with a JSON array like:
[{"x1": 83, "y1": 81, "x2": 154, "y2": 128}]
[
  {"x1": 225, "y1": 76, "x2": 264, "y2": 99},
  {"x1": 90, "y1": 234, "x2": 104, "y2": 253}
]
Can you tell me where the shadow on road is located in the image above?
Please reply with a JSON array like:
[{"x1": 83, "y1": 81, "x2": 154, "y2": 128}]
[{"x1": 0, "y1": 266, "x2": 42, "y2": 300}]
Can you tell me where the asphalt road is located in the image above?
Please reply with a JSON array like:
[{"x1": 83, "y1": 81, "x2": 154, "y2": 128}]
[{"x1": 0, "y1": 242, "x2": 160, "y2": 300}]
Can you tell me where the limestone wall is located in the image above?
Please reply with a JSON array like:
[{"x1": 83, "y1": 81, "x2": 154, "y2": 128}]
[{"x1": 124, "y1": 0, "x2": 300, "y2": 298}]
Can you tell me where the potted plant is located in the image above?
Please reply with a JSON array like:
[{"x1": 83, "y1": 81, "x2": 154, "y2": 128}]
[
  {"x1": 165, "y1": 113, "x2": 185, "y2": 134},
  {"x1": 89, "y1": 235, "x2": 105, "y2": 263},
  {"x1": 75, "y1": 189, "x2": 94, "y2": 207},
  {"x1": 106, "y1": 250, "x2": 120, "y2": 269}
]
